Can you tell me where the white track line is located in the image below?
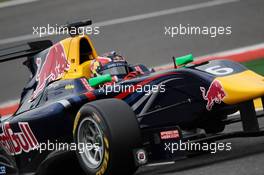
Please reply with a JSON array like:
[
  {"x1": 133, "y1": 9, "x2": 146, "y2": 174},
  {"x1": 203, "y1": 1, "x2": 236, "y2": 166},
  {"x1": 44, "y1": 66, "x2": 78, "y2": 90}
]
[
  {"x1": 0, "y1": 0, "x2": 239, "y2": 45},
  {"x1": 0, "y1": 0, "x2": 38, "y2": 9},
  {"x1": 198, "y1": 42, "x2": 264, "y2": 58},
  {"x1": 0, "y1": 99, "x2": 19, "y2": 108},
  {"x1": 155, "y1": 42, "x2": 264, "y2": 69},
  {"x1": 93, "y1": 0, "x2": 239, "y2": 27},
  {"x1": 0, "y1": 34, "x2": 38, "y2": 46}
]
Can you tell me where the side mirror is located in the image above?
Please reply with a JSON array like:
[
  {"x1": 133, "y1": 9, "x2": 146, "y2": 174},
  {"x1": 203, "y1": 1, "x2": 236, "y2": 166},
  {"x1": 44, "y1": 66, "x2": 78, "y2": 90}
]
[
  {"x1": 88, "y1": 74, "x2": 112, "y2": 87},
  {"x1": 174, "y1": 54, "x2": 194, "y2": 67}
]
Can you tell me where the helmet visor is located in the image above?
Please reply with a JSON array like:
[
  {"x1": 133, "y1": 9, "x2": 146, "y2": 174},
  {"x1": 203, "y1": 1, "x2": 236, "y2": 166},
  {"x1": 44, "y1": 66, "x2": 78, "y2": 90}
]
[{"x1": 101, "y1": 66, "x2": 128, "y2": 76}]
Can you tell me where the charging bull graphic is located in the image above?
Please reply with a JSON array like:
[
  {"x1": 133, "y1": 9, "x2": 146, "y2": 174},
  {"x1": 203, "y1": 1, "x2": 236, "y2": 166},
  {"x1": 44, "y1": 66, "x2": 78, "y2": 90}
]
[
  {"x1": 32, "y1": 43, "x2": 70, "y2": 100},
  {"x1": 200, "y1": 80, "x2": 227, "y2": 111}
]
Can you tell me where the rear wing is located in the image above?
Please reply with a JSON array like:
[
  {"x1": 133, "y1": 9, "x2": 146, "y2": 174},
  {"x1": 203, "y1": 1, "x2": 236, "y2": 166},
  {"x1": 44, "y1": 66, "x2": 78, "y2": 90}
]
[
  {"x1": 62, "y1": 19, "x2": 92, "y2": 37},
  {"x1": 0, "y1": 40, "x2": 53, "y2": 63},
  {"x1": 0, "y1": 19, "x2": 92, "y2": 63}
]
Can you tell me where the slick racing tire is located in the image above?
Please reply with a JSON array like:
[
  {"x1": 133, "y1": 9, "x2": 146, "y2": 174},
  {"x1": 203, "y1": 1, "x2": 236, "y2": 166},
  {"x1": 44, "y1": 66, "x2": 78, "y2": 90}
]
[{"x1": 73, "y1": 98, "x2": 141, "y2": 175}]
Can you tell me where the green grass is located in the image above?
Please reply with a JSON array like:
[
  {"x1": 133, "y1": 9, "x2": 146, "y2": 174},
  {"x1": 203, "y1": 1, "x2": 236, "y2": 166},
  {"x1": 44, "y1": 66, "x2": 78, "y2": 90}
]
[
  {"x1": 0, "y1": 0, "x2": 9, "y2": 2},
  {"x1": 242, "y1": 58, "x2": 264, "y2": 76}
]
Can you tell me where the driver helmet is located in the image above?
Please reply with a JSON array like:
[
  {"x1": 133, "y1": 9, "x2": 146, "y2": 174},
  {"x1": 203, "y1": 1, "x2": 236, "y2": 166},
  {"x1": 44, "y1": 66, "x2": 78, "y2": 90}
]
[{"x1": 90, "y1": 51, "x2": 129, "y2": 80}]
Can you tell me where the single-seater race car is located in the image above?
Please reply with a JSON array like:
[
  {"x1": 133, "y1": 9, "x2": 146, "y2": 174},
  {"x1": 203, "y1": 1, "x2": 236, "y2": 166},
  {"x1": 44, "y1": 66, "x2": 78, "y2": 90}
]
[{"x1": 1, "y1": 20, "x2": 264, "y2": 175}]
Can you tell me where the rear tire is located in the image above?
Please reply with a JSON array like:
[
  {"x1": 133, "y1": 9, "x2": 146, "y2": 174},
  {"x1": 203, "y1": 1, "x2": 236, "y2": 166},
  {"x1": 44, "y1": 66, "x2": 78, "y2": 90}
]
[
  {"x1": 200, "y1": 115, "x2": 226, "y2": 134},
  {"x1": 73, "y1": 98, "x2": 141, "y2": 175},
  {"x1": 204, "y1": 119, "x2": 225, "y2": 134}
]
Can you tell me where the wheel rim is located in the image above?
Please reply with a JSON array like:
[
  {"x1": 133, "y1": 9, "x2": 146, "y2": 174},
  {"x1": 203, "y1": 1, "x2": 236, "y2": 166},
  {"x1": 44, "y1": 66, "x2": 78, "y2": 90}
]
[{"x1": 77, "y1": 116, "x2": 104, "y2": 169}]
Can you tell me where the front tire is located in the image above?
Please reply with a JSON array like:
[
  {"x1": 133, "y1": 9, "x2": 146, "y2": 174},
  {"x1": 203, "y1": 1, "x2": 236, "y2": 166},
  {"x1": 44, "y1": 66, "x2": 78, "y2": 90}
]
[{"x1": 73, "y1": 98, "x2": 141, "y2": 175}]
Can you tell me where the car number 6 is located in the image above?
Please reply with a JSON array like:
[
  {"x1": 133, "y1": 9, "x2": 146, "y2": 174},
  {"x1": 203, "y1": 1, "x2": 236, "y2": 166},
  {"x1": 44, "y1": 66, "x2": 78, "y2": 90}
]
[{"x1": 205, "y1": 65, "x2": 234, "y2": 75}]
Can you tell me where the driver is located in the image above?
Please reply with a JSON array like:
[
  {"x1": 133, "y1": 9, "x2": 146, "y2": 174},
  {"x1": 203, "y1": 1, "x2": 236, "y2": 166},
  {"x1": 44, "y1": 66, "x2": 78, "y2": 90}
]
[{"x1": 90, "y1": 51, "x2": 140, "y2": 83}]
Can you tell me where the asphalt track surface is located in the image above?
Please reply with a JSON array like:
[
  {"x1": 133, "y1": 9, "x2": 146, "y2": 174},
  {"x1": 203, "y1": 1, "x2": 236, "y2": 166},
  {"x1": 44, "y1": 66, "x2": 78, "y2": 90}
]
[
  {"x1": 0, "y1": 0, "x2": 264, "y2": 174},
  {"x1": 137, "y1": 117, "x2": 264, "y2": 175}
]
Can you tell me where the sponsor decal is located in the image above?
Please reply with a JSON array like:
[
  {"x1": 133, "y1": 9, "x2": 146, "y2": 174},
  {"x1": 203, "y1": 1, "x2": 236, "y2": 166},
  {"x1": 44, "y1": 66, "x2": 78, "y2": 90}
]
[
  {"x1": 32, "y1": 42, "x2": 70, "y2": 100},
  {"x1": 0, "y1": 122, "x2": 38, "y2": 155},
  {"x1": 200, "y1": 80, "x2": 227, "y2": 111},
  {"x1": 160, "y1": 130, "x2": 180, "y2": 140},
  {"x1": 65, "y1": 84, "x2": 75, "y2": 90}
]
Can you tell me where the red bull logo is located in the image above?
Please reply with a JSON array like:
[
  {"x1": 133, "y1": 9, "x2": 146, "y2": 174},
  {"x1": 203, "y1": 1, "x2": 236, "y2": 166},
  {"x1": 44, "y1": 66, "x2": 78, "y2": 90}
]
[
  {"x1": 32, "y1": 43, "x2": 70, "y2": 100},
  {"x1": 200, "y1": 80, "x2": 227, "y2": 111},
  {"x1": 0, "y1": 122, "x2": 38, "y2": 155}
]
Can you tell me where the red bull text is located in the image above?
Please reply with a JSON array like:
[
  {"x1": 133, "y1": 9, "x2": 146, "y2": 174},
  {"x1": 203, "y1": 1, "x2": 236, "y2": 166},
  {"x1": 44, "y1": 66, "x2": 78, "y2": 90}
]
[{"x1": 0, "y1": 122, "x2": 38, "y2": 155}]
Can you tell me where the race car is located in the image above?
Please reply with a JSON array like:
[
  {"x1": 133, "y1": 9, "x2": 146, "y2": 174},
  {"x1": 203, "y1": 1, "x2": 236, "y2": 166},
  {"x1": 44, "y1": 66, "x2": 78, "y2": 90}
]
[{"x1": 1, "y1": 20, "x2": 264, "y2": 175}]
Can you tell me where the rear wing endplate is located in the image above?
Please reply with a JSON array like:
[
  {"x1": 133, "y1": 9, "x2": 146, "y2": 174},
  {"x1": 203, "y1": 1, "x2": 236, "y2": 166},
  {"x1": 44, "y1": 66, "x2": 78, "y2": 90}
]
[{"x1": 0, "y1": 40, "x2": 53, "y2": 63}]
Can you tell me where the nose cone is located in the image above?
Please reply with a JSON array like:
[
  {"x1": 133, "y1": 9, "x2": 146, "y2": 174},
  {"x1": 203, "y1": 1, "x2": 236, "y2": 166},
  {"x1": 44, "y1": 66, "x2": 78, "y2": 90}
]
[{"x1": 217, "y1": 70, "x2": 264, "y2": 105}]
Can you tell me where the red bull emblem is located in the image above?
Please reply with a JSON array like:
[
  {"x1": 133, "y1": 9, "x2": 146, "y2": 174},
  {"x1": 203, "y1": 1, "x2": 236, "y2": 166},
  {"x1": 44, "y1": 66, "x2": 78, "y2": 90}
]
[
  {"x1": 0, "y1": 122, "x2": 38, "y2": 155},
  {"x1": 32, "y1": 43, "x2": 70, "y2": 100},
  {"x1": 200, "y1": 80, "x2": 227, "y2": 111}
]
